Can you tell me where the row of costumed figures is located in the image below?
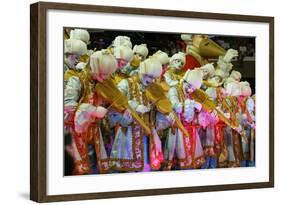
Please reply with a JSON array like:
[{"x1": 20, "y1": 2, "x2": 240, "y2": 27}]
[{"x1": 63, "y1": 29, "x2": 255, "y2": 175}]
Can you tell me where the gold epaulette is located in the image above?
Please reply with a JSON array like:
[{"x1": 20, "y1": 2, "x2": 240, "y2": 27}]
[
  {"x1": 175, "y1": 69, "x2": 185, "y2": 78},
  {"x1": 159, "y1": 81, "x2": 170, "y2": 92},
  {"x1": 64, "y1": 69, "x2": 80, "y2": 82},
  {"x1": 112, "y1": 72, "x2": 129, "y2": 85},
  {"x1": 130, "y1": 55, "x2": 141, "y2": 68},
  {"x1": 64, "y1": 68, "x2": 92, "y2": 105}
]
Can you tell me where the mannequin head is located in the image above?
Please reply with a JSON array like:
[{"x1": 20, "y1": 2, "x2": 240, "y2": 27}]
[
  {"x1": 139, "y1": 58, "x2": 162, "y2": 86},
  {"x1": 64, "y1": 39, "x2": 87, "y2": 69},
  {"x1": 182, "y1": 69, "x2": 203, "y2": 94},
  {"x1": 133, "y1": 44, "x2": 149, "y2": 62},
  {"x1": 169, "y1": 52, "x2": 186, "y2": 70},
  {"x1": 90, "y1": 49, "x2": 117, "y2": 82},
  {"x1": 112, "y1": 36, "x2": 132, "y2": 48},
  {"x1": 113, "y1": 45, "x2": 134, "y2": 70},
  {"x1": 69, "y1": 29, "x2": 90, "y2": 45}
]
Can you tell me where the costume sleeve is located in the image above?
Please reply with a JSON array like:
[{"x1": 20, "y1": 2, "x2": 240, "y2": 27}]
[
  {"x1": 107, "y1": 109, "x2": 133, "y2": 127},
  {"x1": 64, "y1": 76, "x2": 82, "y2": 122},
  {"x1": 183, "y1": 99, "x2": 196, "y2": 123},
  {"x1": 64, "y1": 76, "x2": 81, "y2": 108},
  {"x1": 74, "y1": 103, "x2": 97, "y2": 133},
  {"x1": 246, "y1": 97, "x2": 255, "y2": 122},
  {"x1": 155, "y1": 112, "x2": 172, "y2": 131},
  {"x1": 167, "y1": 87, "x2": 180, "y2": 110},
  {"x1": 117, "y1": 79, "x2": 129, "y2": 97},
  {"x1": 164, "y1": 71, "x2": 178, "y2": 87}
]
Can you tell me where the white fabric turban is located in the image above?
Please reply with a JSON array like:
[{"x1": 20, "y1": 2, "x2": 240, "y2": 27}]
[
  {"x1": 169, "y1": 52, "x2": 186, "y2": 65},
  {"x1": 225, "y1": 81, "x2": 241, "y2": 97},
  {"x1": 240, "y1": 81, "x2": 252, "y2": 97},
  {"x1": 181, "y1": 34, "x2": 192, "y2": 42},
  {"x1": 112, "y1": 36, "x2": 132, "y2": 48},
  {"x1": 230, "y1": 70, "x2": 242, "y2": 82},
  {"x1": 113, "y1": 45, "x2": 134, "y2": 62},
  {"x1": 70, "y1": 29, "x2": 90, "y2": 45},
  {"x1": 133, "y1": 44, "x2": 149, "y2": 59},
  {"x1": 182, "y1": 69, "x2": 203, "y2": 90},
  {"x1": 152, "y1": 50, "x2": 169, "y2": 65},
  {"x1": 90, "y1": 49, "x2": 117, "y2": 75},
  {"x1": 64, "y1": 39, "x2": 87, "y2": 55},
  {"x1": 139, "y1": 58, "x2": 162, "y2": 78}
]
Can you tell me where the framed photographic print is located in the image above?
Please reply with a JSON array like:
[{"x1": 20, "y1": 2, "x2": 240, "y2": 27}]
[{"x1": 30, "y1": 1, "x2": 274, "y2": 202}]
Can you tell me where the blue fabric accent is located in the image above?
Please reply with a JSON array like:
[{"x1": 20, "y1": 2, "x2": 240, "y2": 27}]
[
  {"x1": 241, "y1": 160, "x2": 255, "y2": 167},
  {"x1": 201, "y1": 156, "x2": 217, "y2": 169},
  {"x1": 143, "y1": 136, "x2": 149, "y2": 164}
]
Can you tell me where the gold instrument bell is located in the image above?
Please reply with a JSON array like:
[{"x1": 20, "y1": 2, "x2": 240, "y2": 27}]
[
  {"x1": 199, "y1": 38, "x2": 226, "y2": 58},
  {"x1": 95, "y1": 77, "x2": 152, "y2": 135},
  {"x1": 145, "y1": 82, "x2": 189, "y2": 137}
]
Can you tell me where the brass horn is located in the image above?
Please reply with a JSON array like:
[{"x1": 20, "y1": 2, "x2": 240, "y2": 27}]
[{"x1": 199, "y1": 38, "x2": 226, "y2": 58}]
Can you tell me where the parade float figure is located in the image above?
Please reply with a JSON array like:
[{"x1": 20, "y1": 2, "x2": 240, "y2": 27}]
[
  {"x1": 219, "y1": 81, "x2": 244, "y2": 167},
  {"x1": 199, "y1": 87, "x2": 220, "y2": 169},
  {"x1": 109, "y1": 58, "x2": 165, "y2": 171},
  {"x1": 64, "y1": 38, "x2": 87, "y2": 85},
  {"x1": 164, "y1": 52, "x2": 186, "y2": 87},
  {"x1": 109, "y1": 58, "x2": 188, "y2": 172},
  {"x1": 65, "y1": 29, "x2": 93, "y2": 72},
  {"x1": 203, "y1": 68, "x2": 227, "y2": 90},
  {"x1": 164, "y1": 69, "x2": 205, "y2": 169},
  {"x1": 149, "y1": 50, "x2": 170, "y2": 92},
  {"x1": 197, "y1": 63, "x2": 216, "y2": 82},
  {"x1": 187, "y1": 71, "x2": 243, "y2": 168},
  {"x1": 237, "y1": 81, "x2": 255, "y2": 167},
  {"x1": 111, "y1": 45, "x2": 134, "y2": 85},
  {"x1": 109, "y1": 36, "x2": 134, "y2": 83},
  {"x1": 224, "y1": 70, "x2": 242, "y2": 88},
  {"x1": 151, "y1": 50, "x2": 170, "y2": 78},
  {"x1": 64, "y1": 38, "x2": 88, "y2": 174},
  {"x1": 216, "y1": 48, "x2": 238, "y2": 76},
  {"x1": 64, "y1": 48, "x2": 117, "y2": 174},
  {"x1": 198, "y1": 65, "x2": 232, "y2": 168},
  {"x1": 200, "y1": 49, "x2": 238, "y2": 89},
  {"x1": 181, "y1": 70, "x2": 207, "y2": 168},
  {"x1": 183, "y1": 34, "x2": 226, "y2": 71}
]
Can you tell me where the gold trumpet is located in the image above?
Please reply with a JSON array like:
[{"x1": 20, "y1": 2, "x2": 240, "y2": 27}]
[
  {"x1": 95, "y1": 77, "x2": 152, "y2": 136},
  {"x1": 199, "y1": 38, "x2": 226, "y2": 58},
  {"x1": 145, "y1": 82, "x2": 189, "y2": 137}
]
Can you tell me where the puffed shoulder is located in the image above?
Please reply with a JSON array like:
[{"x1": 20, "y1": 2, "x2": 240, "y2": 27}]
[
  {"x1": 117, "y1": 78, "x2": 129, "y2": 95},
  {"x1": 66, "y1": 76, "x2": 82, "y2": 89}
]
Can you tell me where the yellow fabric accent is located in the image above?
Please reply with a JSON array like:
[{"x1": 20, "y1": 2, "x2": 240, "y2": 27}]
[
  {"x1": 112, "y1": 72, "x2": 129, "y2": 85},
  {"x1": 80, "y1": 54, "x2": 89, "y2": 63},
  {"x1": 64, "y1": 69, "x2": 80, "y2": 82},
  {"x1": 130, "y1": 55, "x2": 141, "y2": 68},
  {"x1": 64, "y1": 68, "x2": 92, "y2": 105}
]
